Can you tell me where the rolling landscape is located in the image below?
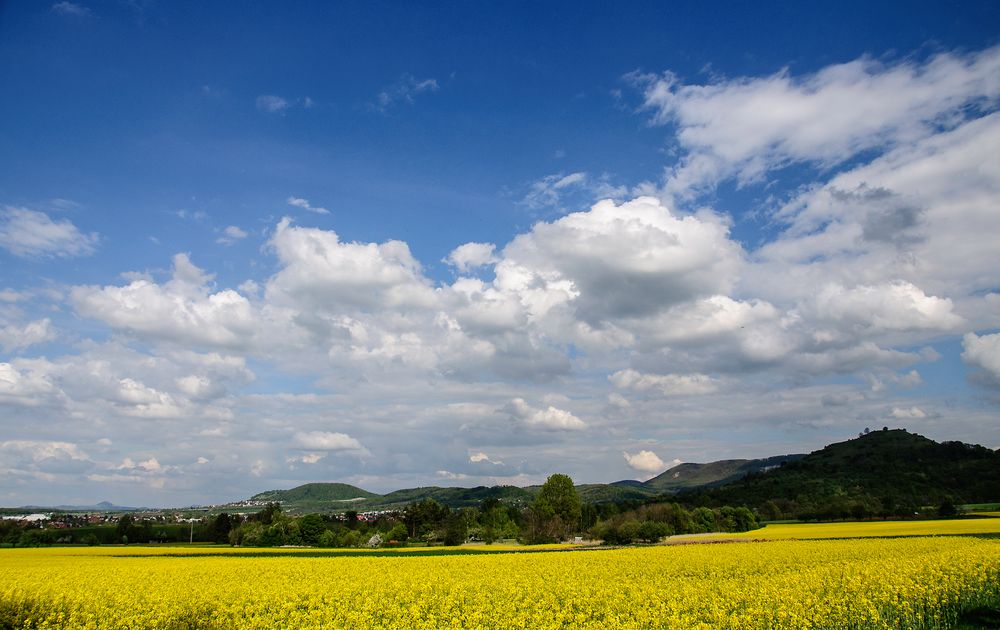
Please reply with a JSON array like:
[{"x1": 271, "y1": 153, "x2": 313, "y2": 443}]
[
  {"x1": 238, "y1": 429, "x2": 999, "y2": 518},
  {"x1": 3, "y1": 1, "x2": 1000, "y2": 627}
]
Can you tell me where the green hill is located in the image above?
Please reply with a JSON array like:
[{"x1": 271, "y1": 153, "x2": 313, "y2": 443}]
[
  {"x1": 644, "y1": 455, "x2": 804, "y2": 493},
  {"x1": 240, "y1": 430, "x2": 1000, "y2": 518},
  {"x1": 251, "y1": 483, "x2": 380, "y2": 509},
  {"x1": 687, "y1": 429, "x2": 1000, "y2": 519},
  {"x1": 574, "y1": 483, "x2": 660, "y2": 503},
  {"x1": 375, "y1": 485, "x2": 534, "y2": 509}
]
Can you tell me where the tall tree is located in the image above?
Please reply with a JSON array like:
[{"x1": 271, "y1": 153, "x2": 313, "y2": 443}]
[{"x1": 525, "y1": 474, "x2": 581, "y2": 543}]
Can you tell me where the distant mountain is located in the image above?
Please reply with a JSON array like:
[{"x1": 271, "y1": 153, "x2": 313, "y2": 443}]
[
  {"x1": 643, "y1": 454, "x2": 805, "y2": 493},
  {"x1": 688, "y1": 429, "x2": 1000, "y2": 518}
]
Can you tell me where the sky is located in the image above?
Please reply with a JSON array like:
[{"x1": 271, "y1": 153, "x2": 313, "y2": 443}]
[{"x1": 1, "y1": 1, "x2": 999, "y2": 507}]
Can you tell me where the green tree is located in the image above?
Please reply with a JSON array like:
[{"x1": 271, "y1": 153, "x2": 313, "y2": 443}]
[
  {"x1": 443, "y1": 512, "x2": 468, "y2": 546},
  {"x1": 208, "y1": 513, "x2": 233, "y2": 544},
  {"x1": 255, "y1": 503, "x2": 282, "y2": 525},
  {"x1": 525, "y1": 473, "x2": 581, "y2": 543},
  {"x1": 116, "y1": 514, "x2": 133, "y2": 544},
  {"x1": 298, "y1": 513, "x2": 326, "y2": 546},
  {"x1": 317, "y1": 529, "x2": 339, "y2": 548}
]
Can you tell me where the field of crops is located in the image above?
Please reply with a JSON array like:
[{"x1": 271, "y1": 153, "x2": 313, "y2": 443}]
[
  {"x1": 677, "y1": 516, "x2": 1000, "y2": 541},
  {"x1": 3, "y1": 530, "x2": 1000, "y2": 628}
]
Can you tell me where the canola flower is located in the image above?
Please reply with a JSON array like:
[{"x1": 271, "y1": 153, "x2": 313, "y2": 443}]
[
  {"x1": 1, "y1": 536, "x2": 999, "y2": 628},
  {"x1": 675, "y1": 516, "x2": 1000, "y2": 541}
]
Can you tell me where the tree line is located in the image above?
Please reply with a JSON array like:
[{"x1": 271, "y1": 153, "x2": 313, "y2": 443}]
[{"x1": 2, "y1": 474, "x2": 761, "y2": 548}]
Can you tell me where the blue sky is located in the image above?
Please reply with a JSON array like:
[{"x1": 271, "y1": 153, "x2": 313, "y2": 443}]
[{"x1": 1, "y1": 1, "x2": 999, "y2": 506}]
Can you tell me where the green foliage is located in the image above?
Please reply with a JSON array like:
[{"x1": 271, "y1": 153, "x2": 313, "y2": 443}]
[
  {"x1": 522, "y1": 474, "x2": 582, "y2": 544},
  {"x1": 686, "y1": 430, "x2": 1000, "y2": 521},
  {"x1": 298, "y1": 513, "x2": 326, "y2": 546},
  {"x1": 592, "y1": 502, "x2": 758, "y2": 544},
  {"x1": 207, "y1": 513, "x2": 233, "y2": 544},
  {"x1": 443, "y1": 512, "x2": 469, "y2": 546}
]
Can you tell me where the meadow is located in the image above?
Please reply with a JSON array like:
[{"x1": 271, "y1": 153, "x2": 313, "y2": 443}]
[{"x1": 2, "y1": 520, "x2": 1000, "y2": 628}]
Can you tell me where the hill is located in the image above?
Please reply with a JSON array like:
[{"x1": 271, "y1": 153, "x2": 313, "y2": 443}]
[
  {"x1": 643, "y1": 454, "x2": 804, "y2": 493},
  {"x1": 376, "y1": 485, "x2": 534, "y2": 509},
  {"x1": 687, "y1": 429, "x2": 1000, "y2": 519},
  {"x1": 238, "y1": 430, "x2": 1000, "y2": 518},
  {"x1": 251, "y1": 483, "x2": 380, "y2": 511}
]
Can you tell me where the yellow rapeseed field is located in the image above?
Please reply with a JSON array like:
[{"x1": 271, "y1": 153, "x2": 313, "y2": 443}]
[
  {"x1": 2, "y1": 535, "x2": 999, "y2": 628},
  {"x1": 676, "y1": 516, "x2": 1000, "y2": 541}
]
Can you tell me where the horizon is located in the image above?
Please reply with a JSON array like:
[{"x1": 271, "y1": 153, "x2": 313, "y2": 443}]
[{"x1": 1, "y1": 2, "x2": 999, "y2": 506}]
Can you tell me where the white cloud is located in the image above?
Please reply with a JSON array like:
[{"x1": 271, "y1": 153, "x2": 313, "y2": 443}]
[
  {"x1": 623, "y1": 449, "x2": 665, "y2": 474},
  {"x1": 0, "y1": 207, "x2": 98, "y2": 258},
  {"x1": 0, "y1": 318, "x2": 55, "y2": 352},
  {"x1": 445, "y1": 242, "x2": 498, "y2": 273},
  {"x1": 521, "y1": 172, "x2": 629, "y2": 211},
  {"x1": 610, "y1": 369, "x2": 719, "y2": 396},
  {"x1": 0, "y1": 440, "x2": 88, "y2": 463},
  {"x1": 216, "y1": 226, "x2": 248, "y2": 245},
  {"x1": 496, "y1": 196, "x2": 742, "y2": 324},
  {"x1": 632, "y1": 45, "x2": 1000, "y2": 198},
  {"x1": 287, "y1": 196, "x2": 330, "y2": 215},
  {"x1": 522, "y1": 172, "x2": 589, "y2": 209},
  {"x1": 266, "y1": 217, "x2": 436, "y2": 313},
  {"x1": 71, "y1": 253, "x2": 257, "y2": 349},
  {"x1": 747, "y1": 112, "x2": 1000, "y2": 315},
  {"x1": 375, "y1": 74, "x2": 439, "y2": 111},
  {"x1": 0, "y1": 362, "x2": 59, "y2": 407},
  {"x1": 292, "y1": 431, "x2": 365, "y2": 452},
  {"x1": 803, "y1": 281, "x2": 962, "y2": 336},
  {"x1": 504, "y1": 398, "x2": 586, "y2": 431},
  {"x1": 890, "y1": 406, "x2": 927, "y2": 419},
  {"x1": 963, "y1": 332, "x2": 1000, "y2": 386},
  {"x1": 256, "y1": 95, "x2": 289, "y2": 113}
]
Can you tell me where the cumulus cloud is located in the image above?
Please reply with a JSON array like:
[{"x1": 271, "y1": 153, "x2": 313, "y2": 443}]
[
  {"x1": 963, "y1": 332, "x2": 1000, "y2": 387},
  {"x1": 623, "y1": 449, "x2": 665, "y2": 474},
  {"x1": 803, "y1": 281, "x2": 963, "y2": 337},
  {"x1": 266, "y1": 218, "x2": 435, "y2": 313},
  {"x1": 0, "y1": 207, "x2": 98, "y2": 258},
  {"x1": 890, "y1": 406, "x2": 927, "y2": 419},
  {"x1": 496, "y1": 196, "x2": 742, "y2": 324},
  {"x1": 71, "y1": 253, "x2": 257, "y2": 349},
  {"x1": 292, "y1": 431, "x2": 365, "y2": 452},
  {"x1": 504, "y1": 398, "x2": 586, "y2": 431},
  {"x1": 445, "y1": 242, "x2": 498, "y2": 273}
]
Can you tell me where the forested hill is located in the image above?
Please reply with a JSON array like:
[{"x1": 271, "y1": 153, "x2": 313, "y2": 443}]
[
  {"x1": 643, "y1": 454, "x2": 805, "y2": 493},
  {"x1": 251, "y1": 483, "x2": 379, "y2": 508},
  {"x1": 686, "y1": 429, "x2": 1000, "y2": 519}
]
